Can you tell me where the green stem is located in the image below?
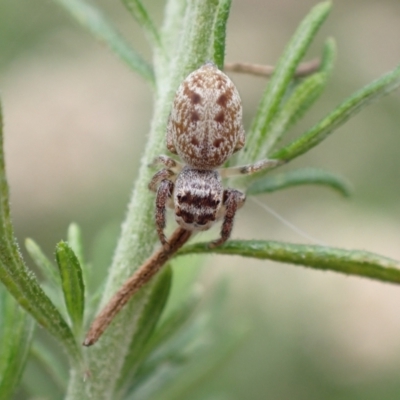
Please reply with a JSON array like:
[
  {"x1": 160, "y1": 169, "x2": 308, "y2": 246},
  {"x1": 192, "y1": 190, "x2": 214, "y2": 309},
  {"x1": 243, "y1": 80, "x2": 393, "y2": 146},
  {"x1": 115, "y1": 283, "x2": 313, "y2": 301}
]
[{"x1": 65, "y1": 1, "x2": 221, "y2": 398}]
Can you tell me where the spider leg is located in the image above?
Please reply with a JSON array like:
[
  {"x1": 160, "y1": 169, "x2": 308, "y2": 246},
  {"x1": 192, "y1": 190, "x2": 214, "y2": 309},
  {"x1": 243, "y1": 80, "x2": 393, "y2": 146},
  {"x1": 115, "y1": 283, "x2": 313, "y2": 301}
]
[
  {"x1": 219, "y1": 158, "x2": 284, "y2": 178},
  {"x1": 233, "y1": 126, "x2": 245, "y2": 153},
  {"x1": 149, "y1": 155, "x2": 183, "y2": 174},
  {"x1": 210, "y1": 189, "x2": 246, "y2": 248},
  {"x1": 155, "y1": 179, "x2": 175, "y2": 245},
  {"x1": 148, "y1": 169, "x2": 175, "y2": 192}
]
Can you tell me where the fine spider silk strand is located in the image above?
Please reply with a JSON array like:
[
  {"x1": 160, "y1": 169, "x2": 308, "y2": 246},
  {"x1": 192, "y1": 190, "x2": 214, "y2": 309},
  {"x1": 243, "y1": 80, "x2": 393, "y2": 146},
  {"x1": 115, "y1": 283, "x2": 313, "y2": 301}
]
[{"x1": 250, "y1": 197, "x2": 327, "y2": 246}]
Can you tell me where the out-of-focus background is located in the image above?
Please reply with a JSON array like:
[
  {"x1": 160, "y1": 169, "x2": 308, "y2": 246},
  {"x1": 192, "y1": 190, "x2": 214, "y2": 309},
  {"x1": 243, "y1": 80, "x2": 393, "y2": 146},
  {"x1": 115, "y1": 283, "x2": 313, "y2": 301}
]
[{"x1": 1, "y1": 0, "x2": 400, "y2": 399}]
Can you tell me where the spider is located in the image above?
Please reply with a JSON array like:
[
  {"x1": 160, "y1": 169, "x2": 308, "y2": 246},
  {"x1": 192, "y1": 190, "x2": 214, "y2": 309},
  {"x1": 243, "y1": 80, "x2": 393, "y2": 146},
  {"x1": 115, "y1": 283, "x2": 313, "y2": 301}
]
[{"x1": 149, "y1": 62, "x2": 281, "y2": 247}]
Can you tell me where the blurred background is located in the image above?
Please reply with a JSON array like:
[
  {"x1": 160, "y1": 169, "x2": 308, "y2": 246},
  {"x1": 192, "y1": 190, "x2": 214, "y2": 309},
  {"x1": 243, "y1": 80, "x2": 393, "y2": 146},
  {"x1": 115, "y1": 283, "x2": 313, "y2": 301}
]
[{"x1": 1, "y1": 0, "x2": 400, "y2": 399}]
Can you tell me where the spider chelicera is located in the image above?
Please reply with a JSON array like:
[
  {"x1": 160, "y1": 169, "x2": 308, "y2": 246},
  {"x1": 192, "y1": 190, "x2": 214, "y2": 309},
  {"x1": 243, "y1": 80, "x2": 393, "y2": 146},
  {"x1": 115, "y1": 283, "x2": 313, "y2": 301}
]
[{"x1": 149, "y1": 62, "x2": 280, "y2": 247}]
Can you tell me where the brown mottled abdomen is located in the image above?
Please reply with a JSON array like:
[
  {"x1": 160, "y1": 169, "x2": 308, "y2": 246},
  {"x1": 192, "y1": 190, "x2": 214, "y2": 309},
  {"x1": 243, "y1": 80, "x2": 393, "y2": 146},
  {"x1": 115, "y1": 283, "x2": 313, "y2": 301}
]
[{"x1": 166, "y1": 63, "x2": 245, "y2": 169}]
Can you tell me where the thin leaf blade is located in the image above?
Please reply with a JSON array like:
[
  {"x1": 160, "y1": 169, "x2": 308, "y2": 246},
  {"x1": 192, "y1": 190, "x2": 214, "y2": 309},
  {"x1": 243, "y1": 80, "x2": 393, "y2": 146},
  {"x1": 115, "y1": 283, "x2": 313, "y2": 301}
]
[
  {"x1": 178, "y1": 241, "x2": 400, "y2": 285},
  {"x1": 122, "y1": 0, "x2": 162, "y2": 49},
  {"x1": 242, "y1": 1, "x2": 332, "y2": 164},
  {"x1": 262, "y1": 38, "x2": 336, "y2": 152},
  {"x1": 25, "y1": 238, "x2": 60, "y2": 286},
  {"x1": 53, "y1": 0, "x2": 154, "y2": 84},
  {"x1": 67, "y1": 223, "x2": 85, "y2": 268},
  {"x1": 0, "y1": 100, "x2": 82, "y2": 365},
  {"x1": 117, "y1": 266, "x2": 173, "y2": 396},
  {"x1": 56, "y1": 241, "x2": 85, "y2": 337},
  {"x1": 272, "y1": 64, "x2": 400, "y2": 162},
  {"x1": 0, "y1": 288, "x2": 35, "y2": 400},
  {"x1": 247, "y1": 167, "x2": 352, "y2": 197}
]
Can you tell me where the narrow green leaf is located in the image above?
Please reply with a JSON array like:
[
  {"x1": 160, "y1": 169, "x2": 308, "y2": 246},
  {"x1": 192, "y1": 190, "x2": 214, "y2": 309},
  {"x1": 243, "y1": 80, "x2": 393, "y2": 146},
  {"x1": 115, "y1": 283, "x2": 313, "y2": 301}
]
[
  {"x1": 25, "y1": 238, "x2": 60, "y2": 286},
  {"x1": 148, "y1": 332, "x2": 243, "y2": 400},
  {"x1": 212, "y1": 0, "x2": 232, "y2": 69},
  {"x1": 0, "y1": 254, "x2": 81, "y2": 365},
  {"x1": 126, "y1": 313, "x2": 212, "y2": 399},
  {"x1": 0, "y1": 288, "x2": 35, "y2": 400},
  {"x1": 319, "y1": 36, "x2": 336, "y2": 75},
  {"x1": 0, "y1": 101, "x2": 82, "y2": 365},
  {"x1": 286, "y1": 37, "x2": 336, "y2": 125},
  {"x1": 242, "y1": 1, "x2": 332, "y2": 164},
  {"x1": 24, "y1": 238, "x2": 68, "y2": 318},
  {"x1": 117, "y1": 266, "x2": 173, "y2": 397},
  {"x1": 52, "y1": 0, "x2": 154, "y2": 84},
  {"x1": 119, "y1": 289, "x2": 201, "y2": 399},
  {"x1": 178, "y1": 241, "x2": 400, "y2": 285},
  {"x1": 140, "y1": 289, "x2": 201, "y2": 361},
  {"x1": 262, "y1": 39, "x2": 337, "y2": 152},
  {"x1": 262, "y1": 72, "x2": 327, "y2": 151},
  {"x1": 55, "y1": 241, "x2": 85, "y2": 337},
  {"x1": 271, "y1": 64, "x2": 400, "y2": 162},
  {"x1": 67, "y1": 223, "x2": 85, "y2": 268},
  {"x1": 122, "y1": 0, "x2": 162, "y2": 49},
  {"x1": 247, "y1": 167, "x2": 352, "y2": 197},
  {"x1": 126, "y1": 285, "x2": 245, "y2": 400}
]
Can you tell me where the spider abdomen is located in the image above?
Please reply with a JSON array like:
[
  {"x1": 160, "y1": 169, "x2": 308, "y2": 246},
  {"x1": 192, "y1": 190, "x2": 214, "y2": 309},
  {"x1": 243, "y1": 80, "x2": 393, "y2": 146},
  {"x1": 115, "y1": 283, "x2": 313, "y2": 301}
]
[{"x1": 167, "y1": 63, "x2": 245, "y2": 169}]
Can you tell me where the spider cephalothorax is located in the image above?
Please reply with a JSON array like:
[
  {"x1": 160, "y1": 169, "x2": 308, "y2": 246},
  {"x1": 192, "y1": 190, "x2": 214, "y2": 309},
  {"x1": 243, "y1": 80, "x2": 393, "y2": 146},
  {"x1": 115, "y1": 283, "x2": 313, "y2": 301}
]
[{"x1": 149, "y1": 62, "x2": 279, "y2": 247}]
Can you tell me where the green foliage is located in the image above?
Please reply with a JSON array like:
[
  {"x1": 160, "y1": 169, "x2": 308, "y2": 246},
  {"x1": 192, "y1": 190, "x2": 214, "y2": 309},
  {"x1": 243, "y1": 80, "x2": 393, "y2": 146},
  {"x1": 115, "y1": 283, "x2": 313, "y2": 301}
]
[
  {"x1": 240, "y1": 1, "x2": 332, "y2": 165},
  {"x1": 271, "y1": 64, "x2": 400, "y2": 162},
  {"x1": 257, "y1": 38, "x2": 336, "y2": 158},
  {"x1": 25, "y1": 238, "x2": 61, "y2": 287},
  {"x1": 55, "y1": 241, "x2": 85, "y2": 337},
  {"x1": 53, "y1": 0, "x2": 155, "y2": 84},
  {"x1": 0, "y1": 1, "x2": 399, "y2": 399},
  {"x1": 179, "y1": 241, "x2": 400, "y2": 285},
  {"x1": 0, "y1": 102, "x2": 82, "y2": 367},
  {"x1": 0, "y1": 287, "x2": 34, "y2": 400},
  {"x1": 116, "y1": 266, "x2": 173, "y2": 394},
  {"x1": 121, "y1": 0, "x2": 162, "y2": 49},
  {"x1": 247, "y1": 167, "x2": 352, "y2": 197}
]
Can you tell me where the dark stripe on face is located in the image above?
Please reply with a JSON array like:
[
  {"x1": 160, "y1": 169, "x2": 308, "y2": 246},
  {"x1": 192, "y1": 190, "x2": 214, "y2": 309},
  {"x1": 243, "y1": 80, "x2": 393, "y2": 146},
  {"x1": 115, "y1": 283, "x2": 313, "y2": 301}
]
[
  {"x1": 176, "y1": 209, "x2": 195, "y2": 224},
  {"x1": 176, "y1": 208, "x2": 216, "y2": 226},
  {"x1": 177, "y1": 192, "x2": 220, "y2": 208},
  {"x1": 196, "y1": 213, "x2": 216, "y2": 226}
]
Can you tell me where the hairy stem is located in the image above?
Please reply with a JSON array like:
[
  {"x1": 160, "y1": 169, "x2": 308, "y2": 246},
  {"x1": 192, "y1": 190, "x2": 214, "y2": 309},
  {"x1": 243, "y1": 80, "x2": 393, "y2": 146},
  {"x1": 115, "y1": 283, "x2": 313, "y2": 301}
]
[{"x1": 84, "y1": 228, "x2": 191, "y2": 346}]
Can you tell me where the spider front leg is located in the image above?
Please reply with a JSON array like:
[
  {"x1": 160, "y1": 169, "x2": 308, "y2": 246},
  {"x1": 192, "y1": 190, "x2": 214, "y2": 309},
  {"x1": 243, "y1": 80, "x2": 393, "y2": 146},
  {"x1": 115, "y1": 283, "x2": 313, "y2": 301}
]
[
  {"x1": 149, "y1": 169, "x2": 175, "y2": 245},
  {"x1": 210, "y1": 188, "x2": 246, "y2": 248},
  {"x1": 149, "y1": 155, "x2": 183, "y2": 175},
  {"x1": 148, "y1": 168, "x2": 175, "y2": 192},
  {"x1": 219, "y1": 158, "x2": 284, "y2": 178},
  {"x1": 155, "y1": 178, "x2": 174, "y2": 245}
]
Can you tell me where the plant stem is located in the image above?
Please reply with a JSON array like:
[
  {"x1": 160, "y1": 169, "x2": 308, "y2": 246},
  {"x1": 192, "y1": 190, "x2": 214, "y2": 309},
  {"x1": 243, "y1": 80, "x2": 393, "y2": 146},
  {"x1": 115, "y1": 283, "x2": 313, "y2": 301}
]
[
  {"x1": 65, "y1": 1, "x2": 221, "y2": 397},
  {"x1": 84, "y1": 228, "x2": 191, "y2": 346}
]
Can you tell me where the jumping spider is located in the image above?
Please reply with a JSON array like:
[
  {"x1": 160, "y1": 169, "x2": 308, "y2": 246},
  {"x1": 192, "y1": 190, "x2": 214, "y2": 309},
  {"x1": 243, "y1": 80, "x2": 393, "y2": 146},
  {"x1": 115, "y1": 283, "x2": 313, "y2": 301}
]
[{"x1": 149, "y1": 62, "x2": 281, "y2": 247}]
